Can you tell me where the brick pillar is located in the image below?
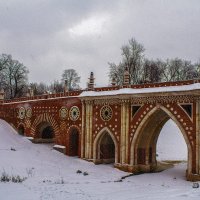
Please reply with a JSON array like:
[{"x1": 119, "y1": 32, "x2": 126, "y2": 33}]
[
  {"x1": 123, "y1": 67, "x2": 130, "y2": 86},
  {"x1": 88, "y1": 72, "x2": 95, "y2": 90},
  {"x1": 196, "y1": 100, "x2": 200, "y2": 175}
]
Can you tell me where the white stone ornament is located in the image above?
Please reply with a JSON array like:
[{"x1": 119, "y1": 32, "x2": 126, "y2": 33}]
[
  {"x1": 69, "y1": 106, "x2": 80, "y2": 121},
  {"x1": 59, "y1": 107, "x2": 68, "y2": 120},
  {"x1": 18, "y1": 107, "x2": 26, "y2": 119},
  {"x1": 26, "y1": 107, "x2": 32, "y2": 118},
  {"x1": 100, "y1": 105, "x2": 113, "y2": 121}
]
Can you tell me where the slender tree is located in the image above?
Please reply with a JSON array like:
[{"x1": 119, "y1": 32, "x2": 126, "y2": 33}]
[
  {"x1": 0, "y1": 54, "x2": 29, "y2": 99},
  {"x1": 49, "y1": 80, "x2": 63, "y2": 93},
  {"x1": 109, "y1": 38, "x2": 145, "y2": 85},
  {"x1": 61, "y1": 69, "x2": 80, "y2": 90},
  {"x1": 109, "y1": 38, "x2": 199, "y2": 85},
  {"x1": 141, "y1": 59, "x2": 164, "y2": 83}
]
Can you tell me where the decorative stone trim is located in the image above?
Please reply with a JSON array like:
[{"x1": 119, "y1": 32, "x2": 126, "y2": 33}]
[
  {"x1": 69, "y1": 106, "x2": 80, "y2": 121},
  {"x1": 26, "y1": 107, "x2": 32, "y2": 118},
  {"x1": 59, "y1": 106, "x2": 68, "y2": 120},
  {"x1": 18, "y1": 107, "x2": 26, "y2": 119},
  {"x1": 94, "y1": 98, "x2": 120, "y2": 105},
  {"x1": 131, "y1": 95, "x2": 195, "y2": 104},
  {"x1": 100, "y1": 105, "x2": 113, "y2": 121}
]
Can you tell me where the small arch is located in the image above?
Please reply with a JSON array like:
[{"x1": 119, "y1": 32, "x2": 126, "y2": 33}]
[
  {"x1": 68, "y1": 127, "x2": 80, "y2": 156},
  {"x1": 31, "y1": 113, "x2": 59, "y2": 139},
  {"x1": 93, "y1": 127, "x2": 118, "y2": 164},
  {"x1": 36, "y1": 121, "x2": 55, "y2": 139},
  {"x1": 130, "y1": 105, "x2": 193, "y2": 176},
  {"x1": 18, "y1": 124, "x2": 25, "y2": 136}
]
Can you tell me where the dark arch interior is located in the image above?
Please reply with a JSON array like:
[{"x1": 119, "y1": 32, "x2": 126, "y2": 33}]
[
  {"x1": 37, "y1": 122, "x2": 54, "y2": 139},
  {"x1": 18, "y1": 125, "x2": 25, "y2": 135},
  {"x1": 99, "y1": 132, "x2": 115, "y2": 164},
  {"x1": 69, "y1": 128, "x2": 79, "y2": 156},
  {"x1": 42, "y1": 126, "x2": 54, "y2": 139}
]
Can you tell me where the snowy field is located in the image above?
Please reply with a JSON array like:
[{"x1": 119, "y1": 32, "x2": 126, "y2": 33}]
[{"x1": 0, "y1": 119, "x2": 199, "y2": 200}]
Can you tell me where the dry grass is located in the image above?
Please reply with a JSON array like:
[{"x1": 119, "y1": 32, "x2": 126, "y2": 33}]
[{"x1": 154, "y1": 160, "x2": 186, "y2": 172}]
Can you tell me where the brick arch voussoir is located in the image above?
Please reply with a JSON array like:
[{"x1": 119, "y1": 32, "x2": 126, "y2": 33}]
[
  {"x1": 30, "y1": 113, "x2": 60, "y2": 138},
  {"x1": 130, "y1": 104, "x2": 194, "y2": 174},
  {"x1": 130, "y1": 103, "x2": 195, "y2": 148},
  {"x1": 163, "y1": 103, "x2": 196, "y2": 147}
]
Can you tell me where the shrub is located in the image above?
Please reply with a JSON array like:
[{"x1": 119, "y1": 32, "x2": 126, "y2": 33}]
[
  {"x1": 83, "y1": 172, "x2": 89, "y2": 176},
  {"x1": 0, "y1": 171, "x2": 27, "y2": 183}
]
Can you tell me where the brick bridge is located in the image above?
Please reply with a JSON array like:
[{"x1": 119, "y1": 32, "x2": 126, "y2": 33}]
[{"x1": 0, "y1": 74, "x2": 200, "y2": 181}]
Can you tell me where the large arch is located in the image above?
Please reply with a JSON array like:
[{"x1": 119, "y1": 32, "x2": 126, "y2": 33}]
[
  {"x1": 93, "y1": 127, "x2": 118, "y2": 164},
  {"x1": 130, "y1": 105, "x2": 193, "y2": 176}
]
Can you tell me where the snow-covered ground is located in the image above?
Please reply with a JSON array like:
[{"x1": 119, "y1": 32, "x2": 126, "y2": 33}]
[{"x1": 0, "y1": 119, "x2": 199, "y2": 200}]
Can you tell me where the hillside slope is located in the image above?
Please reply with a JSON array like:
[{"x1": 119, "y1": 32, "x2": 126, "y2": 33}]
[{"x1": 0, "y1": 119, "x2": 198, "y2": 200}]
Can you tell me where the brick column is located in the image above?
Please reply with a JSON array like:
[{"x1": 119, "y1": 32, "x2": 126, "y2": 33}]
[{"x1": 196, "y1": 99, "x2": 200, "y2": 174}]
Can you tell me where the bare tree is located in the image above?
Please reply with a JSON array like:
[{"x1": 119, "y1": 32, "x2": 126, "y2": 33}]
[
  {"x1": 108, "y1": 62, "x2": 124, "y2": 85},
  {"x1": 49, "y1": 80, "x2": 63, "y2": 93},
  {"x1": 141, "y1": 59, "x2": 164, "y2": 83},
  {"x1": 61, "y1": 69, "x2": 80, "y2": 90},
  {"x1": 109, "y1": 38, "x2": 145, "y2": 85},
  {"x1": 109, "y1": 38, "x2": 199, "y2": 85},
  {"x1": 0, "y1": 54, "x2": 29, "y2": 99},
  {"x1": 161, "y1": 58, "x2": 197, "y2": 82},
  {"x1": 29, "y1": 82, "x2": 49, "y2": 95},
  {"x1": 0, "y1": 54, "x2": 10, "y2": 89}
]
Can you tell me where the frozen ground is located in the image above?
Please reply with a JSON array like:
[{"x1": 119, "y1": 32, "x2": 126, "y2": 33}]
[{"x1": 0, "y1": 119, "x2": 199, "y2": 200}]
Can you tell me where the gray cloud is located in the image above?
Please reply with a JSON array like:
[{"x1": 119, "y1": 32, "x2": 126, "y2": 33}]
[{"x1": 0, "y1": 0, "x2": 200, "y2": 88}]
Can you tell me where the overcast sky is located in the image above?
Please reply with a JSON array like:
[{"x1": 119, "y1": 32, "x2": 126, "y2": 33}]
[{"x1": 0, "y1": 0, "x2": 200, "y2": 88}]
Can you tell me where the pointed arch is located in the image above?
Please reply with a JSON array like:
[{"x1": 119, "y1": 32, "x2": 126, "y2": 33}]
[
  {"x1": 67, "y1": 125, "x2": 81, "y2": 136},
  {"x1": 130, "y1": 105, "x2": 193, "y2": 174},
  {"x1": 93, "y1": 127, "x2": 118, "y2": 164},
  {"x1": 67, "y1": 125, "x2": 81, "y2": 156},
  {"x1": 30, "y1": 113, "x2": 59, "y2": 138}
]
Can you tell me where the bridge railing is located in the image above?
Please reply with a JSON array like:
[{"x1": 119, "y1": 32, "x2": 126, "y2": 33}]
[
  {"x1": 1, "y1": 79, "x2": 200, "y2": 104},
  {"x1": 92, "y1": 79, "x2": 200, "y2": 91},
  {"x1": 1, "y1": 90, "x2": 84, "y2": 104},
  {"x1": 129, "y1": 79, "x2": 200, "y2": 89}
]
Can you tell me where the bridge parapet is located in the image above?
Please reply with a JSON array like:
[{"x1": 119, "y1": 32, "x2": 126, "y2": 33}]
[
  {"x1": 1, "y1": 79, "x2": 200, "y2": 104},
  {"x1": 130, "y1": 79, "x2": 200, "y2": 89},
  {"x1": 2, "y1": 90, "x2": 84, "y2": 104},
  {"x1": 88, "y1": 79, "x2": 200, "y2": 91}
]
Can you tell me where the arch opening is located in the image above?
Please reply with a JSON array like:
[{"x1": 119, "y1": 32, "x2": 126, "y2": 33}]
[
  {"x1": 36, "y1": 121, "x2": 55, "y2": 143},
  {"x1": 94, "y1": 128, "x2": 117, "y2": 164},
  {"x1": 18, "y1": 125, "x2": 25, "y2": 136},
  {"x1": 69, "y1": 128, "x2": 79, "y2": 156},
  {"x1": 157, "y1": 119, "x2": 187, "y2": 162},
  {"x1": 130, "y1": 106, "x2": 192, "y2": 178}
]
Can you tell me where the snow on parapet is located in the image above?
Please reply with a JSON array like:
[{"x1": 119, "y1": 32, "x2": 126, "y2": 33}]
[{"x1": 79, "y1": 83, "x2": 200, "y2": 97}]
